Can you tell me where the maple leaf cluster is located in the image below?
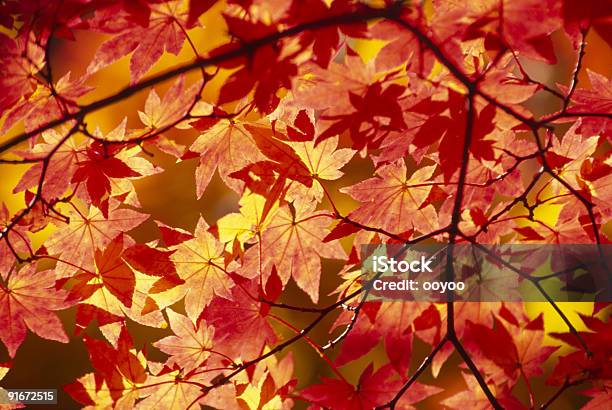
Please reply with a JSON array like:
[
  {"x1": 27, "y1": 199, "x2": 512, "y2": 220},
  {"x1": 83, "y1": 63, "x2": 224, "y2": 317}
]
[{"x1": 0, "y1": 0, "x2": 610, "y2": 409}]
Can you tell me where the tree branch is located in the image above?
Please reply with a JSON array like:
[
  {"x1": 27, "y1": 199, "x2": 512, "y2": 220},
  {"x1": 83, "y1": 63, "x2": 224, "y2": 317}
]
[{"x1": 375, "y1": 337, "x2": 448, "y2": 409}]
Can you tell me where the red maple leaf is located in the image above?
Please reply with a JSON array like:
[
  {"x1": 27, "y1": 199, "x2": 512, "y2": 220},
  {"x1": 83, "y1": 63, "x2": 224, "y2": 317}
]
[
  {"x1": 0, "y1": 31, "x2": 44, "y2": 118},
  {"x1": 282, "y1": 0, "x2": 367, "y2": 68},
  {"x1": 341, "y1": 160, "x2": 439, "y2": 237},
  {"x1": 201, "y1": 277, "x2": 276, "y2": 362},
  {"x1": 0, "y1": 204, "x2": 32, "y2": 280},
  {"x1": 69, "y1": 234, "x2": 136, "y2": 309},
  {"x1": 72, "y1": 141, "x2": 141, "y2": 217},
  {"x1": 86, "y1": 1, "x2": 195, "y2": 84},
  {"x1": 66, "y1": 325, "x2": 146, "y2": 405},
  {"x1": 153, "y1": 309, "x2": 215, "y2": 371},
  {"x1": 214, "y1": 16, "x2": 296, "y2": 114},
  {"x1": 189, "y1": 120, "x2": 267, "y2": 197},
  {"x1": 442, "y1": 371, "x2": 528, "y2": 410},
  {"x1": 1, "y1": 71, "x2": 92, "y2": 134},
  {"x1": 170, "y1": 218, "x2": 237, "y2": 322},
  {"x1": 13, "y1": 129, "x2": 85, "y2": 200},
  {"x1": 45, "y1": 201, "x2": 149, "y2": 277},
  {"x1": 412, "y1": 93, "x2": 498, "y2": 181},
  {"x1": 559, "y1": 70, "x2": 612, "y2": 138},
  {"x1": 239, "y1": 199, "x2": 345, "y2": 303},
  {"x1": 0, "y1": 265, "x2": 72, "y2": 357},
  {"x1": 465, "y1": 313, "x2": 558, "y2": 384},
  {"x1": 334, "y1": 301, "x2": 435, "y2": 375},
  {"x1": 302, "y1": 363, "x2": 441, "y2": 409},
  {"x1": 549, "y1": 313, "x2": 612, "y2": 386}
]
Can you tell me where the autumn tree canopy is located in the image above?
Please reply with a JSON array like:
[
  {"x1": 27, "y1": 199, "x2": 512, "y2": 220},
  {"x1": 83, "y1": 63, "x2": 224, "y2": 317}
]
[{"x1": 0, "y1": 0, "x2": 611, "y2": 409}]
